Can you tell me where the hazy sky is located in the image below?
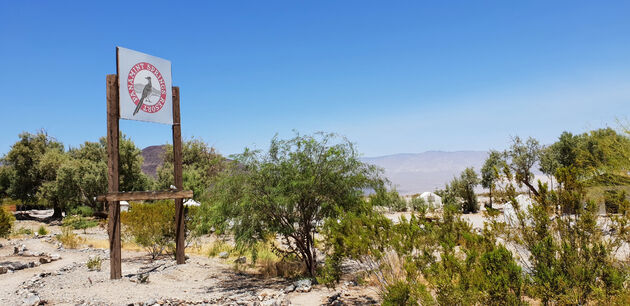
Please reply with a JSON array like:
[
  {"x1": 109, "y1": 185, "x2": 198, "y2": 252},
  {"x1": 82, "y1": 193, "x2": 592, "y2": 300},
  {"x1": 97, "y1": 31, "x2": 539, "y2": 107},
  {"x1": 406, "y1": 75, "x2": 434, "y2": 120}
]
[{"x1": 1, "y1": 1, "x2": 629, "y2": 157}]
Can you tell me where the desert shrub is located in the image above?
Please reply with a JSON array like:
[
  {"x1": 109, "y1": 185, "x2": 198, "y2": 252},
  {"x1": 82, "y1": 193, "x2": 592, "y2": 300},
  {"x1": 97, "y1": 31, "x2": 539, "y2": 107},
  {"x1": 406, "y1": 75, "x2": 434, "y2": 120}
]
[
  {"x1": 205, "y1": 133, "x2": 384, "y2": 277},
  {"x1": 121, "y1": 201, "x2": 175, "y2": 259},
  {"x1": 263, "y1": 258, "x2": 305, "y2": 278},
  {"x1": 62, "y1": 215, "x2": 98, "y2": 233},
  {"x1": 207, "y1": 239, "x2": 233, "y2": 257},
  {"x1": 318, "y1": 254, "x2": 343, "y2": 287},
  {"x1": 13, "y1": 227, "x2": 33, "y2": 236},
  {"x1": 479, "y1": 246, "x2": 524, "y2": 305},
  {"x1": 409, "y1": 196, "x2": 427, "y2": 213},
  {"x1": 324, "y1": 198, "x2": 527, "y2": 305},
  {"x1": 37, "y1": 225, "x2": 48, "y2": 236},
  {"x1": 0, "y1": 206, "x2": 15, "y2": 237},
  {"x1": 370, "y1": 188, "x2": 407, "y2": 212},
  {"x1": 87, "y1": 256, "x2": 102, "y2": 271},
  {"x1": 508, "y1": 169, "x2": 630, "y2": 304},
  {"x1": 56, "y1": 227, "x2": 84, "y2": 249},
  {"x1": 382, "y1": 280, "x2": 419, "y2": 306},
  {"x1": 68, "y1": 205, "x2": 94, "y2": 217},
  {"x1": 604, "y1": 189, "x2": 629, "y2": 214}
]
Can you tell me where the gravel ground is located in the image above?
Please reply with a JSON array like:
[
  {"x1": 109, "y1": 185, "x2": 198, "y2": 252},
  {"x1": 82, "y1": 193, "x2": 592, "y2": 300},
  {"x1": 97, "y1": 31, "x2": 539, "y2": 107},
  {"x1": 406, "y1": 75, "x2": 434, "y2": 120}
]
[{"x1": 0, "y1": 218, "x2": 379, "y2": 306}]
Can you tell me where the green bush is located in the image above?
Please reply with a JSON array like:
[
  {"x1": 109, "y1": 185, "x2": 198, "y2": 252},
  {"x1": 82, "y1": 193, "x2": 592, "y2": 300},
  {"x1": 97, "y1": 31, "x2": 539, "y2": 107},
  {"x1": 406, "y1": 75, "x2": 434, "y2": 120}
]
[
  {"x1": 480, "y1": 246, "x2": 524, "y2": 305},
  {"x1": 0, "y1": 206, "x2": 15, "y2": 238},
  {"x1": 382, "y1": 281, "x2": 419, "y2": 306},
  {"x1": 410, "y1": 196, "x2": 427, "y2": 213},
  {"x1": 604, "y1": 189, "x2": 629, "y2": 214},
  {"x1": 121, "y1": 201, "x2": 175, "y2": 259},
  {"x1": 37, "y1": 225, "x2": 48, "y2": 236},
  {"x1": 68, "y1": 205, "x2": 94, "y2": 217},
  {"x1": 87, "y1": 256, "x2": 102, "y2": 271},
  {"x1": 207, "y1": 239, "x2": 233, "y2": 257},
  {"x1": 370, "y1": 189, "x2": 407, "y2": 212},
  {"x1": 13, "y1": 227, "x2": 33, "y2": 236},
  {"x1": 62, "y1": 215, "x2": 98, "y2": 233}
]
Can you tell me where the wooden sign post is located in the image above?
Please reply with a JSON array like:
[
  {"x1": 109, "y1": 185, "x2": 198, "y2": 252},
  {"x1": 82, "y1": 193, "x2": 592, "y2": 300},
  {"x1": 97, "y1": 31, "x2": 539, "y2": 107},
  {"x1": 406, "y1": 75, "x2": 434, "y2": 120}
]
[
  {"x1": 101, "y1": 47, "x2": 192, "y2": 279},
  {"x1": 172, "y1": 86, "x2": 186, "y2": 265},
  {"x1": 106, "y1": 74, "x2": 122, "y2": 279}
]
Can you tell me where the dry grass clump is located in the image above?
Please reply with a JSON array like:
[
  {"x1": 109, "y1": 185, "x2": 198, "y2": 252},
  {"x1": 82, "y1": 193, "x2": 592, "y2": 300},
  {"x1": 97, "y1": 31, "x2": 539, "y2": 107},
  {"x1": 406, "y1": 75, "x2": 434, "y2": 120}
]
[
  {"x1": 87, "y1": 256, "x2": 103, "y2": 271},
  {"x1": 259, "y1": 258, "x2": 305, "y2": 278},
  {"x1": 205, "y1": 239, "x2": 306, "y2": 278},
  {"x1": 56, "y1": 227, "x2": 84, "y2": 249},
  {"x1": 207, "y1": 240, "x2": 233, "y2": 257}
]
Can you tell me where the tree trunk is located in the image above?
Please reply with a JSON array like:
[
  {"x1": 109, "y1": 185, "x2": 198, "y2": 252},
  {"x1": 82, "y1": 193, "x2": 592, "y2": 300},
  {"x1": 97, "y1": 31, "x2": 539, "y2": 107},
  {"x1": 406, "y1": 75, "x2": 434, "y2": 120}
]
[
  {"x1": 488, "y1": 186, "x2": 493, "y2": 210},
  {"x1": 523, "y1": 180, "x2": 540, "y2": 197},
  {"x1": 52, "y1": 202, "x2": 63, "y2": 219}
]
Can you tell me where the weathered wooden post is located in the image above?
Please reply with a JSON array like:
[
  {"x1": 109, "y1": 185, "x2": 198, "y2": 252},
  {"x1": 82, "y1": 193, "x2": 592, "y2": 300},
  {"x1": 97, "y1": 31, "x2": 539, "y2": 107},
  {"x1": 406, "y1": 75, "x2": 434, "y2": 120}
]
[
  {"x1": 172, "y1": 87, "x2": 185, "y2": 264},
  {"x1": 106, "y1": 74, "x2": 122, "y2": 279}
]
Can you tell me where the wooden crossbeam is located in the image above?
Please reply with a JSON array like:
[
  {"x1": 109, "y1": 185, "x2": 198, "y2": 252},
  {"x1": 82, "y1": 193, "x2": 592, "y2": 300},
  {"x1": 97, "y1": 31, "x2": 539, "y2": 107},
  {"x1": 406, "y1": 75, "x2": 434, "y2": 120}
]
[{"x1": 97, "y1": 190, "x2": 193, "y2": 202}]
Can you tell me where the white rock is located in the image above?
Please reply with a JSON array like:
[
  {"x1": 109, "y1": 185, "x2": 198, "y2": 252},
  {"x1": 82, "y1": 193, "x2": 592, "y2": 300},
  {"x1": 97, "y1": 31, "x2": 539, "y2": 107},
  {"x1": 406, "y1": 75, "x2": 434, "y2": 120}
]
[
  {"x1": 294, "y1": 279, "x2": 312, "y2": 292},
  {"x1": 22, "y1": 293, "x2": 40, "y2": 306}
]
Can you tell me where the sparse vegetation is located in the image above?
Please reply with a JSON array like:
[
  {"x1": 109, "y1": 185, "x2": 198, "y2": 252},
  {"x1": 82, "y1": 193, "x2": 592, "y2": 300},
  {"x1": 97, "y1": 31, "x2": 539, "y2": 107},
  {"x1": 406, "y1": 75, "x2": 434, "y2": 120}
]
[
  {"x1": 207, "y1": 239, "x2": 233, "y2": 258},
  {"x1": 0, "y1": 206, "x2": 15, "y2": 237},
  {"x1": 62, "y1": 215, "x2": 98, "y2": 233},
  {"x1": 13, "y1": 227, "x2": 33, "y2": 237},
  {"x1": 87, "y1": 256, "x2": 103, "y2": 271},
  {"x1": 370, "y1": 188, "x2": 407, "y2": 212},
  {"x1": 37, "y1": 225, "x2": 48, "y2": 236},
  {"x1": 56, "y1": 227, "x2": 84, "y2": 249},
  {"x1": 409, "y1": 196, "x2": 427, "y2": 213},
  {"x1": 68, "y1": 205, "x2": 94, "y2": 217},
  {"x1": 121, "y1": 201, "x2": 175, "y2": 259}
]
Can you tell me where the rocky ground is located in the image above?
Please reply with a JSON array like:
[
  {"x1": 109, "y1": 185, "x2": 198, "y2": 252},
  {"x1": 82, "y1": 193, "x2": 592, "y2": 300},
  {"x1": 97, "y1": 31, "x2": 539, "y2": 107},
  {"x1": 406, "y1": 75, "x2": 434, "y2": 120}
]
[{"x1": 0, "y1": 216, "x2": 379, "y2": 306}]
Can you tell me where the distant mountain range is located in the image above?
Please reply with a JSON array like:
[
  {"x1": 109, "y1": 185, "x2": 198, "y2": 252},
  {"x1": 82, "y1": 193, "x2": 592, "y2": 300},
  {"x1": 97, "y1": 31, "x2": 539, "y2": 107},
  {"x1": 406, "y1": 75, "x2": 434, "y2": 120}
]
[{"x1": 361, "y1": 151, "x2": 489, "y2": 194}]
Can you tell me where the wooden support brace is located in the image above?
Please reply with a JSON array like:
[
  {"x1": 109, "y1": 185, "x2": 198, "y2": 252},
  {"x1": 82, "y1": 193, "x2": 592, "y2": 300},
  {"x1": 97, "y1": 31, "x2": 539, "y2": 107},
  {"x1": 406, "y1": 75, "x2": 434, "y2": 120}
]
[{"x1": 96, "y1": 190, "x2": 193, "y2": 202}]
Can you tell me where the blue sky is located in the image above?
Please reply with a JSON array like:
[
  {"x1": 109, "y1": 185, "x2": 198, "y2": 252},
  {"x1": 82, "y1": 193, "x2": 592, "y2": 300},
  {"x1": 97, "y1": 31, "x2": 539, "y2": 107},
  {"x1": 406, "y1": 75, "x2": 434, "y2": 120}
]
[{"x1": 1, "y1": 1, "x2": 629, "y2": 157}]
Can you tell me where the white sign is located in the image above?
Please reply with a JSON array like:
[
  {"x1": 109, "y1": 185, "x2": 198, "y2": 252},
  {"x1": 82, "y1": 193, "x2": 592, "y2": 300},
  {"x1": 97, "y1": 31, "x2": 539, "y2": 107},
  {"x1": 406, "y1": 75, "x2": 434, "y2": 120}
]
[{"x1": 117, "y1": 47, "x2": 173, "y2": 125}]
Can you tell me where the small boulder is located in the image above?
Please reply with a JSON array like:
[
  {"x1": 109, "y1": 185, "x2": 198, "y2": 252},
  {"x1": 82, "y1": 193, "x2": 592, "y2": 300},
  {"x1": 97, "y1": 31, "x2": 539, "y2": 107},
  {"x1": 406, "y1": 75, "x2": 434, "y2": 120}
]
[
  {"x1": 14, "y1": 244, "x2": 27, "y2": 254},
  {"x1": 9, "y1": 262, "x2": 29, "y2": 271},
  {"x1": 218, "y1": 251, "x2": 229, "y2": 259},
  {"x1": 22, "y1": 293, "x2": 40, "y2": 306},
  {"x1": 0, "y1": 266, "x2": 7, "y2": 274},
  {"x1": 143, "y1": 298, "x2": 157, "y2": 306},
  {"x1": 294, "y1": 279, "x2": 312, "y2": 292},
  {"x1": 283, "y1": 284, "x2": 295, "y2": 293},
  {"x1": 39, "y1": 257, "x2": 52, "y2": 264},
  {"x1": 234, "y1": 256, "x2": 247, "y2": 264},
  {"x1": 327, "y1": 292, "x2": 342, "y2": 304}
]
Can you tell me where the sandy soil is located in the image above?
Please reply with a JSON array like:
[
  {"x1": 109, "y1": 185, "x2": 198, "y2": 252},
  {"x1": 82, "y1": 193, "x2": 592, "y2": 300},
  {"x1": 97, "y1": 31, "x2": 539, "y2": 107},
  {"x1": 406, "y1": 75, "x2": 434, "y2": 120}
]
[{"x1": 1, "y1": 218, "x2": 379, "y2": 306}]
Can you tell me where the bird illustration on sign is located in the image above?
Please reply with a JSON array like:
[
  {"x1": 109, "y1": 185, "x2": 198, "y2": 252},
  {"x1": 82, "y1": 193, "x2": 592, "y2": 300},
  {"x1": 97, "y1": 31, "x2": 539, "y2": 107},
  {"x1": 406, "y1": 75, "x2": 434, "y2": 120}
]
[
  {"x1": 131, "y1": 75, "x2": 162, "y2": 116},
  {"x1": 133, "y1": 76, "x2": 152, "y2": 115}
]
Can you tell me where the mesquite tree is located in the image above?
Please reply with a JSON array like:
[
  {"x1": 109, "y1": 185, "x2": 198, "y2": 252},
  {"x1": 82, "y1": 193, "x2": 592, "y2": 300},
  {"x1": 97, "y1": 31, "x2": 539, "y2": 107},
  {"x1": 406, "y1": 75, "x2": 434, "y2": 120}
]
[{"x1": 207, "y1": 132, "x2": 383, "y2": 276}]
